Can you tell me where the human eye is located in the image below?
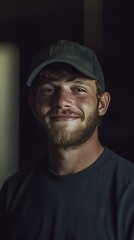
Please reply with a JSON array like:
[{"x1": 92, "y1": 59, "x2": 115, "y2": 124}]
[
  {"x1": 71, "y1": 86, "x2": 87, "y2": 94},
  {"x1": 38, "y1": 86, "x2": 55, "y2": 96}
]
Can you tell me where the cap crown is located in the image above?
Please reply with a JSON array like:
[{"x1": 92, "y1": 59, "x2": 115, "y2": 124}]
[{"x1": 27, "y1": 40, "x2": 105, "y2": 90}]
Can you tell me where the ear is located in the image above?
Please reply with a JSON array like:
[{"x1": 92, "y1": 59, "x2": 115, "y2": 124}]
[
  {"x1": 98, "y1": 92, "x2": 111, "y2": 116},
  {"x1": 28, "y1": 94, "x2": 36, "y2": 117}
]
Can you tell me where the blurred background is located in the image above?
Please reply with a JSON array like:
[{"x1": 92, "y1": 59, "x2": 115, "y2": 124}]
[{"x1": 0, "y1": 0, "x2": 134, "y2": 187}]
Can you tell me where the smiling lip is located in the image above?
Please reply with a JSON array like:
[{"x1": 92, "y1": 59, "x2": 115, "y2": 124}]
[{"x1": 50, "y1": 115, "x2": 80, "y2": 122}]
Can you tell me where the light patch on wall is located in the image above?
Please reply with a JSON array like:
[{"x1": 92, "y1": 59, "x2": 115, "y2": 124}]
[{"x1": 0, "y1": 43, "x2": 19, "y2": 188}]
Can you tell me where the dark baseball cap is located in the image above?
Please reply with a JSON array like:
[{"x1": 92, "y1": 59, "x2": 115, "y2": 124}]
[{"x1": 27, "y1": 40, "x2": 105, "y2": 90}]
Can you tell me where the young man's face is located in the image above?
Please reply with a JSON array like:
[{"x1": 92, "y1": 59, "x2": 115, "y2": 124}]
[{"x1": 31, "y1": 77, "x2": 104, "y2": 149}]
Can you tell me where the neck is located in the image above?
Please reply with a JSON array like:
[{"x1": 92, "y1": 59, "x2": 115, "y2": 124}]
[{"x1": 47, "y1": 130, "x2": 104, "y2": 175}]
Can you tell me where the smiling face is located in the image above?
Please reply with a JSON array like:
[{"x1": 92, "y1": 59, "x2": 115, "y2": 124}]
[{"x1": 29, "y1": 64, "x2": 110, "y2": 149}]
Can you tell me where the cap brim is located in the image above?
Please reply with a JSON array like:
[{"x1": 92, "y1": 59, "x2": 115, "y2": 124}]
[{"x1": 27, "y1": 58, "x2": 98, "y2": 87}]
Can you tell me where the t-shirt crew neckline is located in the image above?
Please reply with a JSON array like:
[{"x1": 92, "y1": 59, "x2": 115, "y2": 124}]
[{"x1": 43, "y1": 147, "x2": 113, "y2": 185}]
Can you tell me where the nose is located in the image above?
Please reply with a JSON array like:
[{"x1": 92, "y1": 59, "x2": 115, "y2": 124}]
[{"x1": 52, "y1": 88, "x2": 73, "y2": 108}]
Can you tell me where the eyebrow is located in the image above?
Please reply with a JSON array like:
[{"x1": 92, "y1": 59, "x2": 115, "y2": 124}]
[
  {"x1": 38, "y1": 78, "x2": 94, "y2": 86},
  {"x1": 72, "y1": 79, "x2": 87, "y2": 84},
  {"x1": 71, "y1": 79, "x2": 94, "y2": 86}
]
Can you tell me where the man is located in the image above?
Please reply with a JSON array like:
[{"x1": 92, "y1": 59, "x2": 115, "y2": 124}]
[{"x1": 0, "y1": 40, "x2": 134, "y2": 240}]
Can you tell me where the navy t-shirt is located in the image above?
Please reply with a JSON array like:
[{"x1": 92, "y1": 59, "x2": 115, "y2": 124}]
[{"x1": 0, "y1": 147, "x2": 134, "y2": 240}]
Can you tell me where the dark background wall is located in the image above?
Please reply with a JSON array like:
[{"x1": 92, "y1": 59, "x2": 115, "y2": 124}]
[
  {"x1": 0, "y1": 0, "x2": 133, "y2": 166},
  {"x1": 102, "y1": 0, "x2": 134, "y2": 162}
]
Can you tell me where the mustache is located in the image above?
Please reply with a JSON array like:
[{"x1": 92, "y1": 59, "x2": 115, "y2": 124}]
[{"x1": 44, "y1": 109, "x2": 84, "y2": 119}]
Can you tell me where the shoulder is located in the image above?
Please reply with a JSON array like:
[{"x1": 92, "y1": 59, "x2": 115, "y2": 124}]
[
  {"x1": 105, "y1": 147, "x2": 134, "y2": 184},
  {"x1": 0, "y1": 160, "x2": 44, "y2": 206},
  {"x1": 109, "y1": 148, "x2": 134, "y2": 172},
  {"x1": 3, "y1": 161, "x2": 40, "y2": 185}
]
